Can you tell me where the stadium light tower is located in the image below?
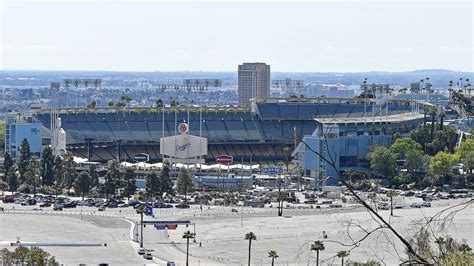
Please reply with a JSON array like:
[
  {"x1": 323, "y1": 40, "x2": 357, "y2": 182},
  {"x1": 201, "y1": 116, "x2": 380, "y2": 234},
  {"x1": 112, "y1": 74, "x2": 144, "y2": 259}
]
[
  {"x1": 63, "y1": 79, "x2": 102, "y2": 108},
  {"x1": 50, "y1": 82, "x2": 60, "y2": 156}
]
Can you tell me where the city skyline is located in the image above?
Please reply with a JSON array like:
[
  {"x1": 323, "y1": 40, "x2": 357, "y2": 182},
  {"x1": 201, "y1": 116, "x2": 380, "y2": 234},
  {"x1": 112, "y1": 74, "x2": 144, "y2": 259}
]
[{"x1": 1, "y1": 0, "x2": 473, "y2": 72}]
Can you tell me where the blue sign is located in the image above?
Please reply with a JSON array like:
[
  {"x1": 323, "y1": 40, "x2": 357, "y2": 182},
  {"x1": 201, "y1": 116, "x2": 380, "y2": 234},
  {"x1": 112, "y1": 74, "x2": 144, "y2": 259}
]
[
  {"x1": 262, "y1": 167, "x2": 281, "y2": 174},
  {"x1": 144, "y1": 220, "x2": 191, "y2": 225},
  {"x1": 145, "y1": 204, "x2": 153, "y2": 216},
  {"x1": 154, "y1": 225, "x2": 166, "y2": 230}
]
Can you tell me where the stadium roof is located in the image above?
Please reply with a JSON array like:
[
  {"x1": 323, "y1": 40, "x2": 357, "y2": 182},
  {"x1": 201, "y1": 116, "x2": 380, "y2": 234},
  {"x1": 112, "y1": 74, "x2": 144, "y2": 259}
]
[{"x1": 313, "y1": 112, "x2": 424, "y2": 125}]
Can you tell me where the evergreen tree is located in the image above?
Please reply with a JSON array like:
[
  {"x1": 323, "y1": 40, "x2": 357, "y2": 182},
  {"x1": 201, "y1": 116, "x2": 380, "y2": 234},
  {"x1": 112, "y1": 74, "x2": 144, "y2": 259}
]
[
  {"x1": 176, "y1": 167, "x2": 194, "y2": 202},
  {"x1": 61, "y1": 153, "x2": 77, "y2": 190},
  {"x1": 105, "y1": 160, "x2": 120, "y2": 199},
  {"x1": 18, "y1": 138, "x2": 31, "y2": 183},
  {"x1": 88, "y1": 164, "x2": 99, "y2": 189},
  {"x1": 146, "y1": 171, "x2": 161, "y2": 200},
  {"x1": 25, "y1": 156, "x2": 42, "y2": 195},
  {"x1": 3, "y1": 152, "x2": 14, "y2": 183},
  {"x1": 75, "y1": 171, "x2": 91, "y2": 200},
  {"x1": 160, "y1": 160, "x2": 173, "y2": 195},
  {"x1": 52, "y1": 156, "x2": 63, "y2": 196},
  {"x1": 7, "y1": 165, "x2": 18, "y2": 192},
  {"x1": 41, "y1": 147, "x2": 54, "y2": 186},
  {"x1": 124, "y1": 168, "x2": 137, "y2": 199}
]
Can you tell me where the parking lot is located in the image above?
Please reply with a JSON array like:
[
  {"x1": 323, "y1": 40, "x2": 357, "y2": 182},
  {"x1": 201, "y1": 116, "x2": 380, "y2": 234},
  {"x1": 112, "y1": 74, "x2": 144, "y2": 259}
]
[{"x1": 1, "y1": 190, "x2": 473, "y2": 265}]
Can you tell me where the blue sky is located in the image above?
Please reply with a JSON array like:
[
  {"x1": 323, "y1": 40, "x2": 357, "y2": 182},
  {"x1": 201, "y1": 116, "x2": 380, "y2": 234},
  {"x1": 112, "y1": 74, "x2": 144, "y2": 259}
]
[{"x1": 1, "y1": 0, "x2": 473, "y2": 72}]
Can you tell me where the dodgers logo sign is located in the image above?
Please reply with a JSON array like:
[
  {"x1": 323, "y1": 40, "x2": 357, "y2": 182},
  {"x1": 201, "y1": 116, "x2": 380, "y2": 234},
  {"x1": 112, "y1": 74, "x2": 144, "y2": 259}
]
[{"x1": 178, "y1": 123, "x2": 189, "y2": 134}]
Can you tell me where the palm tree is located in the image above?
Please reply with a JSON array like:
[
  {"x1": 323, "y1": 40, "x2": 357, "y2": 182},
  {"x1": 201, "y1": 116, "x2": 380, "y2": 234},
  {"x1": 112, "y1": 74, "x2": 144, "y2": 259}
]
[
  {"x1": 386, "y1": 190, "x2": 396, "y2": 216},
  {"x1": 245, "y1": 232, "x2": 257, "y2": 266},
  {"x1": 268, "y1": 250, "x2": 279, "y2": 266},
  {"x1": 337, "y1": 250, "x2": 349, "y2": 265},
  {"x1": 155, "y1": 98, "x2": 164, "y2": 108},
  {"x1": 439, "y1": 109, "x2": 445, "y2": 130},
  {"x1": 276, "y1": 176, "x2": 284, "y2": 217},
  {"x1": 183, "y1": 230, "x2": 195, "y2": 266},
  {"x1": 430, "y1": 108, "x2": 436, "y2": 140},
  {"x1": 135, "y1": 204, "x2": 145, "y2": 248},
  {"x1": 311, "y1": 240, "x2": 325, "y2": 266}
]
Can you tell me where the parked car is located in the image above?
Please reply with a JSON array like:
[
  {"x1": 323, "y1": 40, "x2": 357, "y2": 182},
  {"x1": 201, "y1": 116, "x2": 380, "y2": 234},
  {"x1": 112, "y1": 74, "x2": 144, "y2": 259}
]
[
  {"x1": 167, "y1": 262, "x2": 176, "y2": 266},
  {"x1": 106, "y1": 201, "x2": 118, "y2": 208},
  {"x1": 98, "y1": 206, "x2": 106, "y2": 211},
  {"x1": 128, "y1": 199, "x2": 140, "y2": 206},
  {"x1": 153, "y1": 202, "x2": 173, "y2": 208},
  {"x1": 39, "y1": 202, "x2": 51, "y2": 208},
  {"x1": 378, "y1": 203, "x2": 390, "y2": 210},
  {"x1": 421, "y1": 202, "x2": 431, "y2": 207},
  {"x1": 175, "y1": 203, "x2": 190, "y2": 209},
  {"x1": 2, "y1": 194, "x2": 15, "y2": 203},
  {"x1": 137, "y1": 248, "x2": 146, "y2": 255},
  {"x1": 63, "y1": 201, "x2": 77, "y2": 208},
  {"x1": 410, "y1": 203, "x2": 421, "y2": 208},
  {"x1": 143, "y1": 252, "x2": 153, "y2": 260},
  {"x1": 53, "y1": 203, "x2": 63, "y2": 211}
]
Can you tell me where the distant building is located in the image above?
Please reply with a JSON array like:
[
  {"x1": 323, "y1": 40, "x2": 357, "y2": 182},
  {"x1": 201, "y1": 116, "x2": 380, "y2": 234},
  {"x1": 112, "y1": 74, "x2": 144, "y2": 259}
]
[
  {"x1": 238, "y1": 63, "x2": 271, "y2": 105},
  {"x1": 285, "y1": 84, "x2": 355, "y2": 98},
  {"x1": 4, "y1": 114, "x2": 42, "y2": 159}
]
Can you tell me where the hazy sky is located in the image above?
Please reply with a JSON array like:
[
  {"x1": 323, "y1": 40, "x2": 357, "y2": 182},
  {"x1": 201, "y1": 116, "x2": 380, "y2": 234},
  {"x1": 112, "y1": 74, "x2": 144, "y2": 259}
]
[{"x1": 1, "y1": 0, "x2": 473, "y2": 72}]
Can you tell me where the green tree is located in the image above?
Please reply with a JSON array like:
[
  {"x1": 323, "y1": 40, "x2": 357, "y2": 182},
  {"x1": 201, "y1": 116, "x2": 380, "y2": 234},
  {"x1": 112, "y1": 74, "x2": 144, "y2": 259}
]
[
  {"x1": 268, "y1": 250, "x2": 279, "y2": 266},
  {"x1": 432, "y1": 125, "x2": 458, "y2": 154},
  {"x1": 405, "y1": 149, "x2": 424, "y2": 174},
  {"x1": 18, "y1": 138, "x2": 31, "y2": 183},
  {"x1": 429, "y1": 152, "x2": 458, "y2": 185},
  {"x1": 456, "y1": 139, "x2": 474, "y2": 174},
  {"x1": 105, "y1": 160, "x2": 120, "y2": 200},
  {"x1": 1, "y1": 246, "x2": 59, "y2": 265},
  {"x1": 120, "y1": 95, "x2": 132, "y2": 107},
  {"x1": 41, "y1": 146, "x2": 54, "y2": 186},
  {"x1": 123, "y1": 169, "x2": 137, "y2": 199},
  {"x1": 88, "y1": 164, "x2": 99, "y2": 189},
  {"x1": 61, "y1": 153, "x2": 77, "y2": 190},
  {"x1": 176, "y1": 167, "x2": 194, "y2": 203},
  {"x1": 367, "y1": 145, "x2": 397, "y2": 178},
  {"x1": 311, "y1": 240, "x2": 325, "y2": 266},
  {"x1": 3, "y1": 152, "x2": 14, "y2": 183},
  {"x1": 87, "y1": 100, "x2": 97, "y2": 108},
  {"x1": 52, "y1": 155, "x2": 63, "y2": 196},
  {"x1": 7, "y1": 165, "x2": 18, "y2": 192},
  {"x1": 183, "y1": 230, "x2": 195, "y2": 266},
  {"x1": 75, "y1": 171, "x2": 92, "y2": 200},
  {"x1": 337, "y1": 250, "x2": 349, "y2": 265},
  {"x1": 146, "y1": 171, "x2": 161, "y2": 200},
  {"x1": 390, "y1": 138, "x2": 422, "y2": 160},
  {"x1": 245, "y1": 232, "x2": 257, "y2": 266},
  {"x1": 155, "y1": 98, "x2": 164, "y2": 108},
  {"x1": 25, "y1": 156, "x2": 42, "y2": 195},
  {"x1": 411, "y1": 125, "x2": 432, "y2": 152},
  {"x1": 160, "y1": 161, "x2": 173, "y2": 195}
]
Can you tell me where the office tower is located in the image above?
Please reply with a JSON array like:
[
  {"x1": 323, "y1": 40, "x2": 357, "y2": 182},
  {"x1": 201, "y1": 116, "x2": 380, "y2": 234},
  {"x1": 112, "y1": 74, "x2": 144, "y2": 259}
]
[{"x1": 238, "y1": 63, "x2": 270, "y2": 105}]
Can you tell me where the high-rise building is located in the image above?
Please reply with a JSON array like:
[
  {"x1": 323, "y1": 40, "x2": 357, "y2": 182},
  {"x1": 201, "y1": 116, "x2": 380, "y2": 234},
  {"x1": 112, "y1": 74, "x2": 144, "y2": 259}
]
[{"x1": 238, "y1": 63, "x2": 270, "y2": 105}]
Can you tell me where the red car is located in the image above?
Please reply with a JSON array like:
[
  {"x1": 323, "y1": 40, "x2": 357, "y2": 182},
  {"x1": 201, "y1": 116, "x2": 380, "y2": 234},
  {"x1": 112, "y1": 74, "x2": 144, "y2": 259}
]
[
  {"x1": 40, "y1": 202, "x2": 51, "y2": 208},
  {"x1": 2, "y1": 194, "x2": 15, "y2": 203}
]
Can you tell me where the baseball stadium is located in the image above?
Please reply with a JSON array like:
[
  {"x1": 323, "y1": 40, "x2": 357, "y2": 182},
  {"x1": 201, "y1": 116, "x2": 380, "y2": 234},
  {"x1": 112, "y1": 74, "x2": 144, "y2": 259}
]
[{"x1": 30, "y1": 97, "x2": 419, "y2": 166}]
